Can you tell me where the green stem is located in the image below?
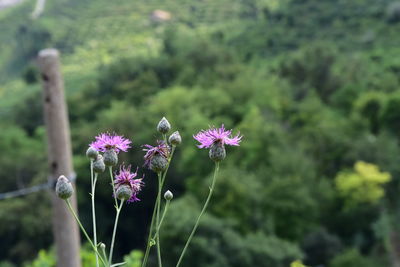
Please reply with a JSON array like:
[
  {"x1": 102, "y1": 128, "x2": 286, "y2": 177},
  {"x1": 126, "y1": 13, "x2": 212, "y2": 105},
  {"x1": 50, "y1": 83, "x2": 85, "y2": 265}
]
[
  {"x1": 175, "y1": 162, "x2": 220, "y2": 267},
  {"x1": 141, "y1": 145, "x2": 176, "y2": 267},
  {"x1": 109, "y1": 167, "x2": 118, "y2": 208},
  {"x1": 108, "y1": 200, "x2": 124, "y2": 265},
  {"x1": 100, "y1": 244, "x2": 108, "y2": 265},
  {"x1": 65, "y1": 199, "x2": 107, "y2": 267},
  {"x1": 141, "y1": 192, "x2": 159, "y2": 267},
  {"x1": 161, "y1": 146, "x2": 175, "y2": 186},
  {"x1": 91, "y1": 160, "x2": 99, "y2": 267},
  {"x1": 152, "y1": 200, "x2": 170, "y2": 240},
  {"x1": 156, "y1": 172, "x2": 162, "y2": 267}
]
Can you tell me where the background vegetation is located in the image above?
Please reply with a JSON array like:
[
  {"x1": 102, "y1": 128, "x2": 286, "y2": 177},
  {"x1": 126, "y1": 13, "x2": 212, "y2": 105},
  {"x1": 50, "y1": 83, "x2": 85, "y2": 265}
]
[{"x1": 1, "y1": 0, "x2": 400, "y2": 266}]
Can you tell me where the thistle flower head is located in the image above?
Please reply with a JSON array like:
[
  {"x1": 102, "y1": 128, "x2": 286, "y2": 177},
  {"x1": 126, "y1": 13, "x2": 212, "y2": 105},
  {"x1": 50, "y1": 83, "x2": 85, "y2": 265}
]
[
  {"x1": 90, "y1": 132, "x2": 132, "y2": 153},
  {"x1": 114, "y1": 165, "x2": 144, "y2": 203},
  {"x1": 143, "y1": 141, "x2": 170, "y2": 169},
  {"x1": 193, "y1": 124, "x2": 242, "y2": 149}
]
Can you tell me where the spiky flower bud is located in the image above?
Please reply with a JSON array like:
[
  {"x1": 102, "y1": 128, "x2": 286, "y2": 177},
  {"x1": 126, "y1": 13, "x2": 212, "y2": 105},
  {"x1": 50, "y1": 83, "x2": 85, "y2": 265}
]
[
  {"x1": 168, "y1": 131, "x2": 182, "y2": 146},
  {"x1": 209, "y1": 142, "x2": 226, "y2": 162},
  {"x1": 56, "y1": 175, "x2": 74, "y2": 199},
  {"x1": 164, "y1": 190, "x2": 173, "y2": 201},
  {"x1": 86, "y1": 147, "x2": 98, "y2": 160},
  {"x1": 150, "y1": 154, "x2": 168, "y2": 173},
  {"x1": 93, "y1": 155, "x2": 106, "y2": 173},
  {"x1": 157, "y1": 117, "x2": 171, "y2": 134},
  {"x1": 104, "y1": 149, "x2": 118, "y2": 167},
  {"x1": 116, "y1": 184, "x2": 133, "y2": 201}
]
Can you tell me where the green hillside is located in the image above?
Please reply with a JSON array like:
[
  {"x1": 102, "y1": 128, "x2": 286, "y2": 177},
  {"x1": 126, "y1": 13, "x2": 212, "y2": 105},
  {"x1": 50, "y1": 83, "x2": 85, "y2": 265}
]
[
  {"x1": 0, "y1": 0, "x2": 247, "y2": 108},
  {"x1": 1, "y1": 0, "x2": 400, "y2": 110}
]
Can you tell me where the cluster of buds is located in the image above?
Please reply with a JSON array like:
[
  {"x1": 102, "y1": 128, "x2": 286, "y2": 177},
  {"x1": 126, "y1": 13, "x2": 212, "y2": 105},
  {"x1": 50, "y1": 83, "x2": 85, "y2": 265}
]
[
  {"x1": 57, "y1": 132, "x2": 144, "y2": 203},
  {"x1": 56, "y1": 120, "x2": 242, "y2": 199},
  {"x1": 143, "y1": 117, "x2": 182, "y2": 174},
  {"x1": 89, "y1": 132, "x2": 132, "y2": 169}
]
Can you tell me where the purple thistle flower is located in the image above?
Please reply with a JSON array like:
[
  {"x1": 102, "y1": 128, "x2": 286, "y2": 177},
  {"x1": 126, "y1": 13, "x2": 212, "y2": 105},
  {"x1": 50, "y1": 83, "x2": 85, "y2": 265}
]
[
  {"x1": 90, "y1": 132, "x2": 132, "y2": 153},
  {"x1": 114, "y1": 165, "x2": 144, "y2": 203},
  {"x1": 142, "y1": 140, "x2": 170, "y2": 168},
  {"x1": 193, "y1": 124, "x2": 242, "y2": 149}
]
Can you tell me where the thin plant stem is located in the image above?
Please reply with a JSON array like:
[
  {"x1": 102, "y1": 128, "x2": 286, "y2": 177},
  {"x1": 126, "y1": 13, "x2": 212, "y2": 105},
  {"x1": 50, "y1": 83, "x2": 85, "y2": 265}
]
[
  {"x1": 141, "y1": 192, "x2": 159, "y2": 267},
  {"x1": 100, "y1": 244, "x2": 108, "y2": 266},
  {"x1": 109, "y1": 166, "x2": 118, "y2": 208},
  {"x1": 161, "y1": 145, "x2": 175, "y2": 186},
  {"x1": 91, "y1": 160, "x2": 99, "y2": 267},
  {"x1": 152, "y1": 200, "x2": 170, "y2": 240},
  {"x1": 108, "y1": 200, "x2": 124, "y2": 266},
  {"x1": 156, "y1": 172, "x2": 162, "y2": 267},
  {"x1": 175, "y1": 162, "x2": 220, "y2": 267},
  {"x1": 141, "y1": 145, "x2": 176, "y2": 267},
  {"x1": 65, "y1": 199, "x2": 107, "y2": 267}
]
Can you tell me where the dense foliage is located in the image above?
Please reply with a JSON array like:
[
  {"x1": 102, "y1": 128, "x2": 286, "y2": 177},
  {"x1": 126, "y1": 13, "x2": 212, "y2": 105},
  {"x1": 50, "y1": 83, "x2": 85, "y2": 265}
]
[{"x1": 1, "y1": 0, "x2": 400, "y2": 266}]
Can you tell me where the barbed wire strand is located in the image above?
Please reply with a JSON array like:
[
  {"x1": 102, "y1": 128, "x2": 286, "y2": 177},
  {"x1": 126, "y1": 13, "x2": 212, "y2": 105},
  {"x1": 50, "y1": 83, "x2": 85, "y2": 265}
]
[{"x1": 0, "y1": 173, "x2": 76, "y2": 200}]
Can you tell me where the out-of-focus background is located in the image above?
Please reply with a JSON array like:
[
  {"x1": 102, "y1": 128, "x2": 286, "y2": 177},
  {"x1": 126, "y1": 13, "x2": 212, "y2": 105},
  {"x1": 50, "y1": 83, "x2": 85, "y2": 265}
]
[{"x1": 1, "y1": 0, "x2": 400, "y2": 266}]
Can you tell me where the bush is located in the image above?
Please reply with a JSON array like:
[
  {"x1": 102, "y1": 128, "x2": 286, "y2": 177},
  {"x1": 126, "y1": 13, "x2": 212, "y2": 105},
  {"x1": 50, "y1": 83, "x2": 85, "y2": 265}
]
[
  {"x1": 329, "y1": 249, "x2": 382, "y2": 267},
  {"x1": 302, "y1": 229, "x2": 342, "y2": 266},
  {"x1": 24, "y1": 250, "x2": 55, "y2": 267},
  {"x1": 161, "y1": 195, "x2": 302, "y2": 267},
  {"x1": 24, "y1": 247, "x2": 142, "y2": 267},
  {"x1": 386, "y1": 2, "x2": 400, "y2": 23}
]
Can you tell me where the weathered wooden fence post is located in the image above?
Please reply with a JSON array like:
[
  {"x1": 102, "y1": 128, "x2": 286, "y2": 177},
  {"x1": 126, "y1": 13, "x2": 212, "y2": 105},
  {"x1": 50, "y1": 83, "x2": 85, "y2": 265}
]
[{"x1": 38, "y1": 48, "x2": 81, "y2": 267}]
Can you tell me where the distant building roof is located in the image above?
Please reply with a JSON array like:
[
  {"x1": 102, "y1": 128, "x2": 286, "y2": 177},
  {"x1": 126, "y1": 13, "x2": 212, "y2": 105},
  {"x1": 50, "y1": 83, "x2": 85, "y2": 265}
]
[{"x1": 150, "y1": 9, "x2": 172, "y2": 23}]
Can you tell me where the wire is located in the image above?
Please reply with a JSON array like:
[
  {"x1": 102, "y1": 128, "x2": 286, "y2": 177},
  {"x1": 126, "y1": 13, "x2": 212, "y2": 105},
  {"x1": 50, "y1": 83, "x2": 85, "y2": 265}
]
[{"x1": 0, "y1": 173, "x2": 77, "y2": 200}]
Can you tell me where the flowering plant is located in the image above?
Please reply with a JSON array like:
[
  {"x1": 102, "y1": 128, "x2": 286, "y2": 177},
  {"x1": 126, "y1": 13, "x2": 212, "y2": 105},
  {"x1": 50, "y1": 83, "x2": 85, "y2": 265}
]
[{"x1": 55, "y1": 118, "x2": 242, "y2": 267}]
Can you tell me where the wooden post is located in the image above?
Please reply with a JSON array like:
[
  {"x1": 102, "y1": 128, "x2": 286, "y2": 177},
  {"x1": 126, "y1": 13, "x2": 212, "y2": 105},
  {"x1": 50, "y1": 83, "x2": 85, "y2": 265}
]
[{"x1": 38, "y1": 48, "x2": 81, "y2": 267}]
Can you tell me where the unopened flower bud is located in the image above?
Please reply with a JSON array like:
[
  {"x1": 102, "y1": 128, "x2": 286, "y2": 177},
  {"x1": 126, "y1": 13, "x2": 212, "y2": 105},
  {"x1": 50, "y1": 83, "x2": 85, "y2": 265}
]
[
  {"x1": 164, "y1": 190, "x2": 173, "y2": 200},
  {"x1": 116, "y1": 184, "x2": 133, "y2": 201},
  {"x1": 99, "y1": 243, "x2": 106, "y2": 250},
  {"x1": 157, "y1": 117, "x2": 171, "y2": 134},
  {"x1": 93, "y1": 155, "x2": 106, "y2": 173},
  {"x1": 86, "y1": 147, "x2": 98, "y2": 160},
  {"x1": 150, "y1": 154, "x2": 168, "y2": 173},
  {"x1": 209, "y1": 142, "x2": 226, "y2": 162},
  {"x1": 104, "y1": 149, "x2": 118, "y2": 167},
  {"x1": 168, "y1": 131, "x2": 182, "y2": 146},
  {"x1": 56, "y1": 175, "x2": 74, "y2": 199}
]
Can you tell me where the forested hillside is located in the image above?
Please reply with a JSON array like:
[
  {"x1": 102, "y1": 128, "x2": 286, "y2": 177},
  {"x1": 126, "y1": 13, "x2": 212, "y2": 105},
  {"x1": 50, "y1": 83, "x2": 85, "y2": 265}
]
[{"x1": 1, "y1": 0, "x2": 400, "y2": 266}]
